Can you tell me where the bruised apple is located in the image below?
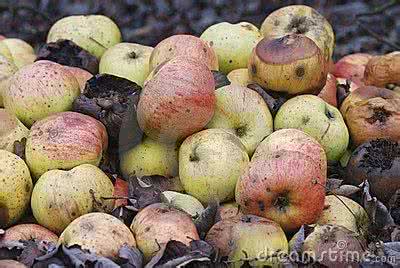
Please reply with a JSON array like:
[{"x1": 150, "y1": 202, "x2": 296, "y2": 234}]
[
  {"x1": 137, "y1": 57, "x2": 215, "y2": 143},
  {"x1": 248, "y1": 34, "x2": 328, "y2": 95},
  {"x1": 318, "y1": 73, "x2": 338, "y2": 107},
  {"x1": 364, "y1": 52, "x2": 400, "y2": 88},
  {"x1": 333, "y1": 53, "x2": 373, "y2": 86},
  {"x1": 25, "y1": 112, "x2": 108, "y2": 180},
  {"x1": 3, "y1": 60, "x2": 80, "y2": 127},
  {"x1": 0, "y1": 109, "x2": 29, "y2": 152},
  {"x1": 59, "y1": 212, "x2": 136, "y2": 257},
  {"x1": 149, "y1": 34, "x2": 218, "y2": 71},
  {"x1": 2, "y1": 224, "x2": 58, "y2": 243},
  {"x1": 340, "y1": 86, "x2": 400, "y2": 146},
  {"x1": 236, "y1": 150, "x2": 327, "y2": 232},
  {"x1": 130, "y1": 203, "x2": 199, "y2": 261}
]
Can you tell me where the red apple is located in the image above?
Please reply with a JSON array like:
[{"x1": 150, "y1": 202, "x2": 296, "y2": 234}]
[
  {"x1": 333, "y1": 53, "x2": 373, "y2": 87},
  {"x1": 63, "y1": 66, "x2": 92, "y2": 92},
  {"x1": 318, "y1": 73, "x2": 338, "y2": 107},
  {"x1": 2, "y1": 224, "x2": 58, "y2": 243},
  {"x1": 0, "y1": 35, "x2": 5, "y2": 41},
  {"x1": 137, "y1": 56, "x2": 215, "y2": 143},
  {"x1": 236, "y1": 151, "x2": 327, "y2": 232}
]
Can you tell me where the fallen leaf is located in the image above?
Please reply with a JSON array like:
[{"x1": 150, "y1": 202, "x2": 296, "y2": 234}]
[
  {"x1": 128, "y1": 176, "x2": 162, "y2": 210},
  {"x1": 331, "y1": 184, "x2": 361, "y2": 196},
  {"x1": 117, "y1": 245, "x2": 143, "y2": 268},
  {"x1": 194, "y1": 202, "x2": 219, "y2": 239}
]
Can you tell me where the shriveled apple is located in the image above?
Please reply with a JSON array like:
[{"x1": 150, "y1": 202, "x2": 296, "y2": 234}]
[
  {"x1": 340, "y1": 86, "x2": 400, "y2": 146},
  {"x1": 227, "y1": 68, "x2": 251, "y2": 87},
  {"x1": 248, "y1": 34, "x2": 328, "y2": 95},
  {"x1": 333, "y1": 53, "x2": 373, "y2": 86},
  {"x1": 25, "y1": 111, "x2": 108, "y2": 180},
  {"x1": 3, "y1": 60, "x2": 80, "y2": 127},
  {"x1": 137, "y1": 56, "x2": 215, "y2": 143},
  {"x1": 59, "y1": 212, "x2": 136, "y2": 257},
  {"x1": 2, "y1": 224, "x2": 58, "y2": 243},
  {"x1": 236, "y1": 150, "x2": 326, "y2": 232},
  {"x1": 130, "y1": 203, "x2": 199, "y2": 261},
  {"x1": 0, "y1": 150, "x2": 33, "y2": 228},
  {"x1": 364, "y1": 52, "x2": 400, "y2": 88},
  {"x1": 149, "y1": 34, "x2": 218, "y2": 71},
  {"x1": 0, "y1": 109, "x2": 29, "y2": 152},
  {"x1": 318, "y1": 73, "x2": 338, "y2": 107}
]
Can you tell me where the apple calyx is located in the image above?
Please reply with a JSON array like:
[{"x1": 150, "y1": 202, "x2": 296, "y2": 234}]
[
  {"x1": 128, "y1": 51, "x2": 137, "y2": 59},
  {"x1": 273, "y1": 194, "x2": 290, "y2": 212},
  {"x1": 325, "y1": 106, "x2": 335, "y2": 119},
  {"x1": 235, "y1": 125, "x2": 247, "y2": 138}
]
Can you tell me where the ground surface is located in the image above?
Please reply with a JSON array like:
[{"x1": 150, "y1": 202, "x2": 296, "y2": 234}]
[{"x1": 0, "y1": 0, "x2": 399, "y2": 60}]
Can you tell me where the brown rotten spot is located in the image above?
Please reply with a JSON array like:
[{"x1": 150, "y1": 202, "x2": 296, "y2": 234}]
[{"x1": 364, "y1": 52, "x2": 400, "y2": 88}]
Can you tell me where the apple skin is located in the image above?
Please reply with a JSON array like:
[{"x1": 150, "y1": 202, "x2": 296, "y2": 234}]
[
  {"x1": 0, "y1": 38, "x2": 36, "y2": 69},
  {"x1": 333, "y1": 53, "x2": 373, "y2": 87},
  {"x1": 47, "y1": 15, "x2": 122, "y2": 58},
  {"x1": 227, "y1": 68, "x2": 251, "y2": 87},
  {"x1": 120, "y1": 136, "x2": 178, "y2": 179},
  {"x1": 248, "y1": 34, "x2": 328, "y2": 95},
  {"x1": 364, "y1": 52, "x2": 400, "y2": 88},
  {"x1": 100, "y1": 43, "x2": 153, "y2": 87},
  {"x1": 316, "y1": 195, "x2": 369, "y2": 237},
  {"x1": 59, "y1": 212, "x2": 136, "y2": 258},
  {"x1": 0, "y1": 150, "x2": 33, "y2": 228},
  {"x1": 216, "y1": 202, "x2": 243, "y2": 221},
  {"x1": 3, "y1": 60, "x2": 80, "y2": 127},
  {"x1": 205, "y1": 215, "x2": 288, "y2": 267},
  {"x1": 274, "y1": 95, "x2": 349, "y2": 162},
  {"x1": 340, "y1": 86, "x2": 400, "y2": 146},
  {"x1": 31, "y1": 164, "x2": 114, "y2": 234},
  {"x1": 236, "y1": 151, "x2": 327, "y2": 232},
  {"x1": 2, "y1": 223, "x2": 58, "y2": 243},
  {"x1": 150, "y1": 34, "x2": 218, "y2": 71},
  {"x1": 131, "y1": 203, "x2": 199, "y2": 262},
  {"x1": 261, "y1": 5, "x2": 335, "y2": 62},
  {"x1": 137, "y1": 56, "x2": 215, "y2": 143},
  {"x1": 0, "y1": 54, "x2": 18, "y2": 107},
  {"x1": 179, "y1": 129, "x2": 249, "y2": 204},
  {"x1": 318, "y1": 73, "x2": 338, "y2": 107},
  {"x1": 0, "y1": 108, "x2": 29, "y2": 152},
  {"x1": 25, "y1": 111, "x2": 108, "y2": 180},
  {"x1": 200, "y1": 22, "x2": 262, "y2": 74},
  {"x1": 206, "y1": 84, "x2": 273, "y2": 155},
  {"x1": 63, "y1": 66, "x2": 92, "y2": 92}
]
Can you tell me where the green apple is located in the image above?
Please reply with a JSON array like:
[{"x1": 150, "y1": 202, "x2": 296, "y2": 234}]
[
  {"x1": 0, "y1": 108, "x2": 29, "y2": 152},
  {"x1": 120, "y1": 136, "x2": 178, "y2": 179},
  {"x1": 0, "y1": 38, "x2": 36, "y2": 69},
  {"x1": 227, "y1": 68, "x2": 251, "y2": 87},
  {"x1": 161, "y1": 191, "x2": 204, "y2": 218},
  {"x1": 274, "y1": 95, "x2": 349, "y2": 162},
  {"x1": 179, "y1": 129, "x2": 249, "y2": 204},
  {"x1": 47, "y1": 15, "x2": 122, "y2": 58},
  {"x1": 0, "y1": 150, "x2": 33, "y2": 228},
  {"x1": 200, "y1": 22, "x2": 262, "y2": 74},
  {"x1": 31, "y1": 164, "x2": 114, "y2": 234},
  {"x1": 99, "y1": 43, "x2": 153, "y2": 87},
  {"x1": 0, "y1": 54, "x2": 18, "y2": 107},
  {"x1": 206, "y1": 84, "x2": 273, "y2": 155}
]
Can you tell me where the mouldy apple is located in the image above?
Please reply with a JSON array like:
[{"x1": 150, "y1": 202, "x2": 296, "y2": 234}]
[
  {"x1": 0, "y1": 38, "x2": 36, "y2": 69},
  {"x1": 0, "y1": 150, "x2": 33, "y2": 228},
  {"x1": 3, "y1": 60, "x2": 80, "y2": 127},
  {"x1": 161, "y1": 191, "x2": 205, "y2": 218},
  {"x1": 200, "y1": 22, "x2": 262, "y2": 74},
  {"x1": 25, "y1": 111, "x2": 108, "y2": 180},
  {"x1": 100, "y1": 42, "x2": 153, "y2": 87},
  {"x1": 316, "y1": 195, "x2": 369, "y2": 237},
  {"x1": 252, "y1": 128, "x2": 326, "y2": 168},
  {"x1": 63, "y1": 66, "x2": 93, "y2": 92},
  {"x1": 248, "y1": 34, "x2": 328, "y2": 95},
  {"x1": 179, "y1": 129, "x2": 249, "y2": 204},
  {"x1": 130, "y1": 203, "x2": 199, "y2": 262},
  {"x1": 47, "y1": 15, "x2": 122, "y2": 58},
  {"x1": 227, "y1": 68, "x2": 252, "y2": 87},
  {"x1": 0, "y1": 108, "x2": 29, "y2": 152},
  {"x1": 206, "y1": 84, "x2": 273, "y2": 155},
  {"x1": 274, "y1": 95, "x2": 349, "y2": 162},
  {"x1": 2, "y1": 223, "x2": 58, "y2": 243},
  {"x1": 318, "y1": 73, "x2": 338, "y2": 107},
  {"x1": 0, "y1": 54, "x2": 18, "y2": 107},
  {"x1": 340, "y1": 86, "x2": 400, "y2": 146},
  {"x1": 261, "y1": 5, "x2": 335, "y2": 62},
  {"x1": 216, "y1": 202, "x2": 243, "y2": 221},
  {"x1": 59, "y1": 212, "x2": 136, "y2": 257},
  {"x1": 120, "y1": 136, "x2": 178, "y2": 179},
  {"x1": 333, "y1": 53, "x2": 373, "y2": 86},
  {"x1": 364, "y1": 52, "x2": 400, "y2": 88},
  {"x1": 31, "y1": 164, "x2": 114, "y2": 234},
  {"x1": 236, "y1": 151, "x2": 327, "y2": 232},
  {"x1": 205, "y1": 215, "x2": 288, "y2": 267},
  {"x1": 149, "y1": 34, "x2": 218, "y2": 71},
  {"x1": 137, "y1": 56, "x2": 215, "y2": 143},
  {"x1": 346, "y1": 139, "x2": 400, "y2": 203}
]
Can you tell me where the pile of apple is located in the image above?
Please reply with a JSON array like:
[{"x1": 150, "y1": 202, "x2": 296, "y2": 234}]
[{"x1": 1, "y1": 4, "x2": 400, "y2": 267}]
